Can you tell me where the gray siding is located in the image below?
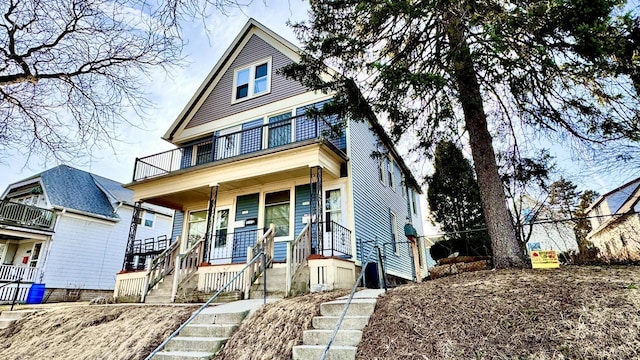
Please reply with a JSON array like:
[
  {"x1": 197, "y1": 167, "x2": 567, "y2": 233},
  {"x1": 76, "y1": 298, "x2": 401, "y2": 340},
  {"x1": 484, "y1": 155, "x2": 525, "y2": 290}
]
[
  {"x1": 186, "y1": 34, "x2": 308, "y2": 129},
  {"x1": 172, "y1": 211, "x2": 184, "y2": 242},
  {"x1": 349, "y1": 119, "x2": 420, "y2": 281}
]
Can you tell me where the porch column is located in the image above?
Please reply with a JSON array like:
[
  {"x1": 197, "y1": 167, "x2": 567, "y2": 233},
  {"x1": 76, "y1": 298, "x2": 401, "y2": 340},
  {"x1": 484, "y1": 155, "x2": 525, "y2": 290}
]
[
  {"x1": 123, "y1": 201, "x2": 142, "y2": 271},
  {"x1": 202, "y1": 185, "x2": 218, "y2": 264},
  {"x1": 309, "y1": 166, "x2": 323, "y2": 254}
]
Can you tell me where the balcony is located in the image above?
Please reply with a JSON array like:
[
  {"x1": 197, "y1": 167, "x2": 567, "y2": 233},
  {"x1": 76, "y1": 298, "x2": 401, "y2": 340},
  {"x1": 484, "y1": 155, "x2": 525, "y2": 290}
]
[
  {"x1": 0, "y1": 200, "x2": 56, "y2": 231},
  {"x1": 132, "y1": 113, "x2": 345, "y2": 182}
]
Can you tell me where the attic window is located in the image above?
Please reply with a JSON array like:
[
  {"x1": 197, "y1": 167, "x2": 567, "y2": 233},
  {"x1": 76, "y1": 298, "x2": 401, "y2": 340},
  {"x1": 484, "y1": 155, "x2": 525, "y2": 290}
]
[{"x1": 233, "y1": 58, "x2": 272, "y2": 102}]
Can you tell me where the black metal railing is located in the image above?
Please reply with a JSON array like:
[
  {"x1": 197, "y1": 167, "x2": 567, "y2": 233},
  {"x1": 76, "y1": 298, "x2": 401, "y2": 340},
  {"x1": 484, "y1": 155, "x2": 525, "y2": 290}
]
[
  {"x1": 320, "y1": 221, "x2": 353, "y2": 258},
  {"x1": 209, "y1": 229, "x2": 261, "y2": 263},
  {"x1": 133, "y1": 113, "x2": 345, "y2": 182},
  {"x1": 128, "y1": 235, "x2": 172, "y2": 270},
  {"x1": 0, "y1": 200, "x2": 56, "y2": 230}
]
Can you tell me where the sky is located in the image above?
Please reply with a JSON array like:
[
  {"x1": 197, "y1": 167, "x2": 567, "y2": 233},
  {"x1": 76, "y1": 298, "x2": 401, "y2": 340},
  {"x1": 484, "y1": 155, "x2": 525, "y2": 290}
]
[{"x1": 1, "y1": 0, "x2": 637, "y2": 201}]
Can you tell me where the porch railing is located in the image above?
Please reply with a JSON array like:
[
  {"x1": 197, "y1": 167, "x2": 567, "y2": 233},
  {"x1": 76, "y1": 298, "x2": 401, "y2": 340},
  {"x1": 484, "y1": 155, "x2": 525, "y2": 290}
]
[
  {"x1": 318, "y1": 221, "x2": 353, "y2": 258},
  {"x1": 209, "y1": 229, "x2": 261, "y2": 263},
  {"x1": 141, "y1": 237, "x2": 181, "y2": 302},
  {"x1": 0, "y1": 265, "x2": 40, "y2": 283},
  {"x1": 286, "y1": 221, "x2": 312, "y2": 296},
  {"x1": 133, "y1": 113, "x2": 345, "y2": 182},
  {"x1": 171, "y1": 239, "x2": 204, "y2": 302},
  {"x1": 0, "y1": 200, "x2": 56, "y2": 230}
]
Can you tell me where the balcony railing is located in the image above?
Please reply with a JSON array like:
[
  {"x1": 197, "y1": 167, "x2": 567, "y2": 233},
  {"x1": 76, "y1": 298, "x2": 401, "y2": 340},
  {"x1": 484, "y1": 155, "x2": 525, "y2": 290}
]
[
  {"x1": 0, "y1": 200, "x2": 56, "y2": 230},
  {"x1": 209, "y1": 229, "x2": 262, "y2": 263},
  {"x1": 133, "y1": 113, "x2": 345, "y2": 182}
]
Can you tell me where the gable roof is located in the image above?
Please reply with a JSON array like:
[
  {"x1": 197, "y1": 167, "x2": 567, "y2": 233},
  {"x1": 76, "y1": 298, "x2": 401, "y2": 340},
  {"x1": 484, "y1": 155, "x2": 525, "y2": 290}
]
[
  {"x1": 587, "y1": 177, "x2": 640, "y2": 236},
  {"x1": 164, "y1": 18, "x2": 302, "y2": 142},
  {"x1": 586, "y1": 177, "x2": 640, "y2": 214},
  {"x1": 161, "y1": 18, "x2": 423, "y2": 193},
  {"x1": 39, "y1": 165, "x2": 121, "y2": 219}
]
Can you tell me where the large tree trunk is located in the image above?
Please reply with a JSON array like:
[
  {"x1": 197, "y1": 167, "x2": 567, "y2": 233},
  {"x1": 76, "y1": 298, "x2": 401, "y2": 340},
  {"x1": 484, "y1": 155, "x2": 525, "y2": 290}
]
[{"x1": 446, "y1": 17, "x2": 525, "y2": 268}]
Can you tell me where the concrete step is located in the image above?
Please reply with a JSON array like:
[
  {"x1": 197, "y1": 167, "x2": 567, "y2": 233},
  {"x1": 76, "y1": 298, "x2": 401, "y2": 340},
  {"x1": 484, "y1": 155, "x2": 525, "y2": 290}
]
[
  {"x1": 292, "y1": 345, "x2": 357, "y2": 360},
  {"x1": 248, "y1": 289, "x2": 285, "y2": 300},
  {"x1": 190, "y1": 310, "x2": 249, "y2": 325},
  {"x1": 180, "y1": 323, "x2": 238, "y2": 337},
  {"x1": 151, "y1": 350, "x2": 213, "y2": 360},
  {"x1": 0, "y1": 319, "x2": 15, "y2": 329},
  {"x1": 320, "y1": 299, "x2": 377, "y2": 317},
  {"x1": 165, "y1": 336, "x2": 227, "y2": 352},
  {"x1": 145, "y1": 295, "x2": 173, "y2": 304},
  {"x1": 312, "y1": 316, "x2": 370, "y2": 330},
  {"x1": 303, "y1": 329, "x2": 363, "y2": 346}
]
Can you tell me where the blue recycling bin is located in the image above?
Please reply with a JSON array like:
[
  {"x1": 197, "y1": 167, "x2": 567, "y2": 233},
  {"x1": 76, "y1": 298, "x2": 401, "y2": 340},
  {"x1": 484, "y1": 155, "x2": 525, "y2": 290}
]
[{"x1": 26, "y1": 283, "x2": 46, "y2": 304}]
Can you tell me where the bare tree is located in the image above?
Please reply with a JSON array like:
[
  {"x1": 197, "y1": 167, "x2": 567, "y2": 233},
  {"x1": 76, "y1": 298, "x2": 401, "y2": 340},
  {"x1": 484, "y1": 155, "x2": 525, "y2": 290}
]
[{"x1": 0, "y1": 0, "x2": 246, "y2": 162}]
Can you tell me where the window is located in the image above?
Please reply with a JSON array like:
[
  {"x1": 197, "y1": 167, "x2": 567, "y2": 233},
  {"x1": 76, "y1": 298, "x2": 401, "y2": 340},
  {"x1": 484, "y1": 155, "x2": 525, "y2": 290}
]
[
  {"x1": 267, "y1": 112, "x2": 292, "y2": 148},
  {"x1": 388, "y1": 157, "x2": 395, "y2": 190},
  {"x1": 143, "y1": 212, "x2": 155, "y2": 227},
  {"x1": 265, "y1": 190, "x2": 290, "y2": 237},
  {"x1": 187, "y1": 210, "x2": 208, "y2": 248},
  {"x1": 325, "y1": 189, "x2": 342, "y2": 225},
  {"x1": 233, "y1": 59, "x2": 271, "y2": 101},
  {"x1": 402, "y1": 175, "x2": 408, "y2": 199},
  {"x1": 390, "y1": 211, "x2": 399, "y2": 254},
  {"x1": 412, "y1": 191, "x2": 418, "y2": 215},
  {"x1": 29, "y1": 243, "x2": 42, "y2": 268},
  {"x1": 378, "y1": 158, "x2": 386, "y2": 185},
  {"x1": 193, "y1": 141, "x2": 213, "y2": 166},
  {"x1": 214, "y1": 209, "x2": 229, "y2": 248}
]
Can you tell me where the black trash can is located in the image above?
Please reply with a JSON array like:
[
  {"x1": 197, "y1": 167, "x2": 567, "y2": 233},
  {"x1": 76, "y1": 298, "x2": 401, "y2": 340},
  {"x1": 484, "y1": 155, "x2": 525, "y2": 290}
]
[{"x1": 364, "y1": 262, "x2": 379, "y2": 289}]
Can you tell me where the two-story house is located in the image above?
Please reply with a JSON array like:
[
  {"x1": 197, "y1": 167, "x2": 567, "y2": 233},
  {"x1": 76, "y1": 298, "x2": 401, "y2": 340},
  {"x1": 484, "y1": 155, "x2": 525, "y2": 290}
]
[
  {"x1": 585, "y1": 178, "x2": 640, "y2": 262},
  {"x1": 0, "y1": 165, "x2": 173, "y2": 303},
  {"x1": 113, "y1": 19, "x2": 427, "y2": 302}
]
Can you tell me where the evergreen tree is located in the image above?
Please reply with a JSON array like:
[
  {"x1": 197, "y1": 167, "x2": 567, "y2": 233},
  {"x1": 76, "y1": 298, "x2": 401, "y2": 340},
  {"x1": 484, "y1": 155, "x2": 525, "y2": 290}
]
[
  {"x1": 284, "y1": 0, "x2": 639, "y2": 268},
  {"x1": 574, "y1": 190, "x2": 600, "y2": 261},
  {"x1": 427, "y1": 141, "x2": 491, "y2": 259}
]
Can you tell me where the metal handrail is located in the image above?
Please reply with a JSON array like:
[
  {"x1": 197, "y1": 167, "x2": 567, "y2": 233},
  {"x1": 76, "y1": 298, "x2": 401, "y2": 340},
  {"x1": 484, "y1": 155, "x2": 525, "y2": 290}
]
[
  {"x1": 0, "y1": 277, "x2": 24, "y2": 311},
  {"x1": 145, "y1": 251, "x2": 267, "y2": 360},
  {"x1": 320, "y1": 243, "x2": 383, "y2": 360}
]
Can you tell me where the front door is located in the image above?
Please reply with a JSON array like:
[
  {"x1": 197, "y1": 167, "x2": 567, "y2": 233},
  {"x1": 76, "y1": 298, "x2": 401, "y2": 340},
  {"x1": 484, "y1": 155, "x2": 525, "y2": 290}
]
[
  {"x1": 323, "y1": 187, "x2": 347, "y2": 256},
  {"x1": 210, "y1": 208, "x2": 232, "y2": 264}
]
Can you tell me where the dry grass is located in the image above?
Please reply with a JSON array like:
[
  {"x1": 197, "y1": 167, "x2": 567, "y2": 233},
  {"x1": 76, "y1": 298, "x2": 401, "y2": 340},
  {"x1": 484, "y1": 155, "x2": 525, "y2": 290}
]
[
  {"x1": 0, "y1": 304, "x2": 196, "y2": 360},
  {"x1": 217, "y1": 290, "x2": 348, "y2": 360},
  {"x1": 357, "y1": 265, "x2": 640, "y2": 360}
]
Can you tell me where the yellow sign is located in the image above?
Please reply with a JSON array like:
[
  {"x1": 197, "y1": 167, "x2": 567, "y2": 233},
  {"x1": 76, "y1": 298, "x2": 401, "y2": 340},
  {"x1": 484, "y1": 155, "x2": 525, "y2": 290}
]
[{"x1": 530, "y1": 250, "x2": 560, "y2": 269}]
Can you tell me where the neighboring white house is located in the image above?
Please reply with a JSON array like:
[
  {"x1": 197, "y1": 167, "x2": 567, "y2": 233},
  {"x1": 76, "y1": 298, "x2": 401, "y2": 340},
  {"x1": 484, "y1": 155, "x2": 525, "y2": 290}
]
[{"x1": 0, "y1": 165, "x2": 173, "y2": 302}]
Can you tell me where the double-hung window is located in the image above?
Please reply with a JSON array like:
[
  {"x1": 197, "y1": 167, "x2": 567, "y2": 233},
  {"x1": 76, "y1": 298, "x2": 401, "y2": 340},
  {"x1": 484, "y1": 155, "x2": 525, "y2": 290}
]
[
  {"x1": 388, "y1": 157, "x2": 395, "y2": 190},
  {"x1": 390, "y1": 211, "x2": 399, "y2": 254},
  {"x1": 233, "y1": 58, "x2": 271, "y2": 102}
]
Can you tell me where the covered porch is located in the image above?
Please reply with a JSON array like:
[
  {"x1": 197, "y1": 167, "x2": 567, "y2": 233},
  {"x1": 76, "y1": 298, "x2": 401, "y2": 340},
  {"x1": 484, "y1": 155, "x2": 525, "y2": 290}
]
[{"x1": 116, "y1": 142, "x2": 356, "y2": 301}]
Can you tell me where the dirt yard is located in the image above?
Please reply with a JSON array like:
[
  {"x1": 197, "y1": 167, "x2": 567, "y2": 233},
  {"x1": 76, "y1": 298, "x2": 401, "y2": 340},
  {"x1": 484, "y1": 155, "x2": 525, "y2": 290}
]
[
  {"x1": 357, "y1": 266, "x2": 640, "y2": 360},
  {"x1": 0, "y1": 304, "x2": 196, "y2": 360},
  {"x1": 0, "y1": 266, "x2": 637, "y2": 360}
]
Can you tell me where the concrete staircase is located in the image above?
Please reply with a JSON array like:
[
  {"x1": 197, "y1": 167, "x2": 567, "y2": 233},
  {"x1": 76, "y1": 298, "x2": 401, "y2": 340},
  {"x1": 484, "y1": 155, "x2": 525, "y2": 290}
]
[
  {"x1": 292, "y1": 289, "x2": 384, "y2": 360},
  {"x1": 0, "y1": 309, "x2": 40, "y2": 329},
  {"x1": 151, "y1": 299, "x2": 267, "y2": 360},
  {"x1": 249, "y1": 266, "x2": 287, "y2": 299},
  {"x1": 144, "y1": 274, "x2": 175, "y2": 304}
]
